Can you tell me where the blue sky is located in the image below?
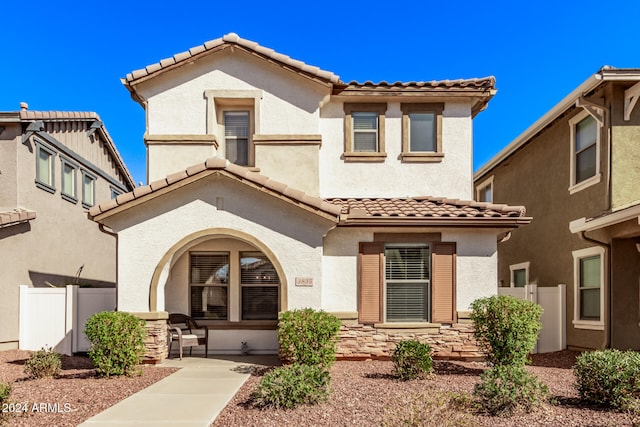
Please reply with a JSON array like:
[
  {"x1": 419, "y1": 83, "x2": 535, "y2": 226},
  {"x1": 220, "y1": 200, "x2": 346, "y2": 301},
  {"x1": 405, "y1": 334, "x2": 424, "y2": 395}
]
[{"x1": 2, "y1": 0, "x2": 638, "y2": 185}]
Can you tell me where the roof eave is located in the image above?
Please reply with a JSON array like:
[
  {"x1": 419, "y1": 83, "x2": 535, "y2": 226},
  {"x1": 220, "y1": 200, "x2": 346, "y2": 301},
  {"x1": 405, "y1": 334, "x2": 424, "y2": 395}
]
[{"x1": 339, "y1": 217, "x2": 532, "y2": 227}]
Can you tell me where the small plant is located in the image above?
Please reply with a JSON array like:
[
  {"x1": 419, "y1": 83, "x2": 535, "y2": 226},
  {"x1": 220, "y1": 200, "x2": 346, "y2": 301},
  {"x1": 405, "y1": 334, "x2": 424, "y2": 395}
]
[
  {"x1": 0, "y1": 382, "x2": 11, "y2": 405},
  {"x1": 391, "y1": 339, "x2": 433, "y2": 381},
  {"x1": 381, "y1": 391, "x2": 475, "y2": 427},
  {"x1": 474, "y1": 364, "x2": 548, "y2": 416},
  {"x1": 251, "y1": 364, "x2": 330, "y2": 409},
  {"x1": 574, "y1": 349, "x2": 640, "y2": 410},
  {"x1": 470, "y1": 295, "x2": 542, "y2": 367},
  {"x1": 85, "y1": 311, "x2": 146, "y2": 377},
  {"x1": 278, "y1": 308, "x2": 341, "y2": 367},
  {"x1": 24, "y1": 346, "x2": 61, "y2": 379}
]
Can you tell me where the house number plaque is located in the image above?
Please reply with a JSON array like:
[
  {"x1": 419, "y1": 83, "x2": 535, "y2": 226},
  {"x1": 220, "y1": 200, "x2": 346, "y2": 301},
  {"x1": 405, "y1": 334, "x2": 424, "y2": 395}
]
[{"x1": 295, "y1": 277, "x2": 313, "y2": 287}]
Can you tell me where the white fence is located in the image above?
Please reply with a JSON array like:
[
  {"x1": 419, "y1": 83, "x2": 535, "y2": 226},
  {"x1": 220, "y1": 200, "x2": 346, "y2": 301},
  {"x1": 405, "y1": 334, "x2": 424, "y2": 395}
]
[
  {"x1": 498, "y1": 284, "x2": 566, "y2": 354},
  {"x1": 19, "y1": 285, "x2": 116, "y2": 355}
]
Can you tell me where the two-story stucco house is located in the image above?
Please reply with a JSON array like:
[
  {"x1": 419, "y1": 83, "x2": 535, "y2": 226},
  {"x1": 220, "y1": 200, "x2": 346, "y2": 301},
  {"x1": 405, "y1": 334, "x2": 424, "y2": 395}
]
[
  {"x1": 474, "y1": 66, "x2": 640, "y2": 351},
  {"x1": 0, "y1": 104, "x2": 135, "y2": 351},
  {"x1": 89, "y1": 33, "x2": 530, "y2": 362}
]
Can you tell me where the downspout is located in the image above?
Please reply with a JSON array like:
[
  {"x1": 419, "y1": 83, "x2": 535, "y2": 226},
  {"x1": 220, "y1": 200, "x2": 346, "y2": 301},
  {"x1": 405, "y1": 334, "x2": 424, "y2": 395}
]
[
  {"x1": 580, "y1": 231, "x2": 612, "y2": 349},
  {"x1": 98, "y1": 223, "x2": 119, "y2": 311}
]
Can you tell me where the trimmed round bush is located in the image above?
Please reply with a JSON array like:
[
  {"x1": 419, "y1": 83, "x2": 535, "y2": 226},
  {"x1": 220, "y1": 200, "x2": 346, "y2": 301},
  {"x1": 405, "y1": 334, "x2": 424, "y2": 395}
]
[
  {"x1": 474, "y1": 364, "x2": 548, "y2": 416},
  {"x1": 24, "y1": 346, "x2": 61, "y2": 379},
  {"x1": 470, "y1": 295, "x2": 542, "y2": 367},
  {"x1": 85, "y1": 311, "x2": 146, "y2": 377},
  {"x1": 251, "y1": 364, "x2": 330, "y2": 409},
  {"x1": 574, "y1": 349, "x2": 640, "y2": 409},
  {"x1": 391, "y1": 339, "x2": 433, "y2": 381},
  {"x1": 278, "y1": 308, "x2": 341, "y2": 367}
]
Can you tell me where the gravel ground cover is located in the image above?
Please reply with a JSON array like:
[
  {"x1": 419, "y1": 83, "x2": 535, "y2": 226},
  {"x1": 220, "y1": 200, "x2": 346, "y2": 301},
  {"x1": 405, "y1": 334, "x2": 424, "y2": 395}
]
[
  {"x1": 0, "y1": 350, "x2": 177, "y2": 426},
  {"x1": 213, "y1": 350, "x2": 639, "y2": 427}
]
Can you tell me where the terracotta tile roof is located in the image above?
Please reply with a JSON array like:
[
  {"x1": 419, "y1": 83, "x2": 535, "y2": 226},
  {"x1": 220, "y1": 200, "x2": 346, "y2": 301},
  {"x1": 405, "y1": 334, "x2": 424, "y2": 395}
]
[
  {"x1": 0, "y1": 208, "x2": 36, "y2": 228},
  {"x1": 89, "y1": 158, "x2": 343, "y2": 221},
  {"x1": 124, "y1": 32, "x2": 341, "y2": 86},
  {"x1": 340, "y1": 77, "x2": 496, "y2": 91},
  {"x1": 326, "y1": 197, "x2": 528, "y2": 224}
]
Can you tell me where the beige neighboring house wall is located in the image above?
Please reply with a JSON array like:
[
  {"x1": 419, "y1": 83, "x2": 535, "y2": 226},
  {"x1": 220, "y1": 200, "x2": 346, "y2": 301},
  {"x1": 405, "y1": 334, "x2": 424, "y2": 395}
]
[
  {"x1": 474, "y1": 67, "x2": 640, "y2": 351},
  {"x1": 0, "y1": 108, "x2": 135, "y2": 350},
  {"x1": 91, "y1": 33, "x2": 531, "y2": 361}
]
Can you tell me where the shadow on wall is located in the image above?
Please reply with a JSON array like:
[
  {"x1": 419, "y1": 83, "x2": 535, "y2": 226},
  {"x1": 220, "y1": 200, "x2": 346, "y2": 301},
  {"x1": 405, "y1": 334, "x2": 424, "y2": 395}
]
[
  {"x1": 0, "y1": 222, "x2": 31, "y2": 239},
  {"x1": 28, "y1": 271, "x2": 115, "y2": 288}
]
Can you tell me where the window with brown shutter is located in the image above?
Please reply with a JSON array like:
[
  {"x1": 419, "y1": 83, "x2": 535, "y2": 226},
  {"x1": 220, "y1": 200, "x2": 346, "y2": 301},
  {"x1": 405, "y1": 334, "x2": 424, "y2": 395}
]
[{"x1": 357, "y1": 240, "x2": 456, "y2": 324}]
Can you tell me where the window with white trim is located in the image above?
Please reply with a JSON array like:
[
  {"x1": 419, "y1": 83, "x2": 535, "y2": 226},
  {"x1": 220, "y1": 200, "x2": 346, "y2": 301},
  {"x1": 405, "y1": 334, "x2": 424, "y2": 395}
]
[
  {"x1": 35, "y1": 142, "x2": 56, "y2": 193},
  {"x1": 61, "y1": 158, "x2": 77, "y2": 203},
  {"x1": 572, "y1": 246, "x2": 605, "y2": 329},
  {"x1": 509, "y1": 262, "x2": 529, "y2": 288},
  {"x1": 384, "y1": 244, "x2": 430, "y2": 322},
  {"x1": 81, "y1": 170, "x2": 96, "y2": 207},
  {"x1": 569, "y1": 111, "x2": 601, "y2": 193},
  {"x1": 190, "y1": 252, "x2": 229, "y2": 320},
  {"x1": 476, "y1": 176, "x2": 494, "y2": 203},
  {"x1": 224, "y1": 111, "x2": 250, "y2": 166}
]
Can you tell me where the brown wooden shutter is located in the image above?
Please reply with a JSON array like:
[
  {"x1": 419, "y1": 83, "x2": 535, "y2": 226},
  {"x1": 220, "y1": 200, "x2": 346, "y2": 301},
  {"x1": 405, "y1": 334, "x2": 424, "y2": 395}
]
[
  {"x1": 431, "y1": 242, "x2": 456, "y2": 323},
  {"x1": 358, "y1": 242, "x2": 384, "y2": 323}
]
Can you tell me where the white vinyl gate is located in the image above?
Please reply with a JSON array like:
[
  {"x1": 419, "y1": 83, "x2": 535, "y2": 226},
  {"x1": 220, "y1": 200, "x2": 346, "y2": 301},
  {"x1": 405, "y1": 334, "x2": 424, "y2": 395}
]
[
  {"x1": 498, "y1": 284, "x2": 566, "y2": 353},
  {"x1": 19, "y1": 285, "x2": 116, "y2": 355}
]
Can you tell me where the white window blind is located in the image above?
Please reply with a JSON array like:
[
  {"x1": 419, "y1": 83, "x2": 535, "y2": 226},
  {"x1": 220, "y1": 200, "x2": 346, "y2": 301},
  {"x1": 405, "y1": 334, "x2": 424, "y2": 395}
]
[
  {"x1": 82, "y1": 173, "x2": 95, "y2": 206},
  {"x1": 385, "y1": 245, "x2": 430, "y2": 322},
  {"x1": 241, "y1": 251, "x2": 279, "y2": 320},
  {"x1": 579, "y1": 255, "x2": 600, "y2": 320},
  {"x1": 353, "y1": 112, "x2": 378, "y2": 152},
  {"x1": 62, "y1": 161, "x2": 76, "y2": 199},
  {"x1": 190, "y1": 253, "x2": 229, "y2": 320},
  {"x1": 224, "y1": 111, "x2": 249, "y2": 165},
  {"x1": 575, "y1": 115, "x2": 597, "y2": 183},
  {"x1": 37, "y1": 147, "x2": 53, "y2": 186},
  {"x1": 409, "y1": 113, "x2": 435, "y2": 152}
]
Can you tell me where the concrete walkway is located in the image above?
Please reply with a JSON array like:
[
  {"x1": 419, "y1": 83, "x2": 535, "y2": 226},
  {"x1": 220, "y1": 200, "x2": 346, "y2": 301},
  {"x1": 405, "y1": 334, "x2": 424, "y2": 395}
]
[{"x1": 79, "y1": 355, "x2": 278, "y2": 427}]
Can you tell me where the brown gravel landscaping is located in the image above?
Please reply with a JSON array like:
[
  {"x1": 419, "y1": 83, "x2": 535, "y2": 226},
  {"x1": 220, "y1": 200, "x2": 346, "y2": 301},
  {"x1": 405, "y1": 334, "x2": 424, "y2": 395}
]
[
  {"x1": 2, "y1": 349, "x2": 640, "y2": 426},
  {"x1": 213, "y1": 350, "x2": 640, "y2": 427},
  {"x1": 0, "y1": 350, "x2": 177, "y2": 426}
]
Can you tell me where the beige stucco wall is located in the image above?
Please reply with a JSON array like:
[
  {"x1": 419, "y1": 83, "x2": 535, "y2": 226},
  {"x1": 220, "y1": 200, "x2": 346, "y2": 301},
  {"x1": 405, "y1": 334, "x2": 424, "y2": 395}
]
[
  {"x1": 321, "y1": 226, "x2": 499, "y2": 315},
  {"x1": 254, "y1": 142, "x2": 320, "y2": 195},
  {"x1": 147, "y1": 140, "x2": 218, "y2": 183},
  {"x1": 0, "y1": 128, "x2": 125, "y2": 349}
]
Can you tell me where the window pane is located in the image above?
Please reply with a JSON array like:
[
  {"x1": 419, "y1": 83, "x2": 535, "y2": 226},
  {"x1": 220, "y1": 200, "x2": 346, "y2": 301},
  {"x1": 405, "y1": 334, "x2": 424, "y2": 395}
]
[
  {"x1": 242, "y1": 286, "x2": 278, "y2": 320},
  {"x1": 224, "y1": 111, "x2": 249, "y2": 165},
  {"x1": 575, "y1": 116, "x2": 596, "y2": 152},
  {"x1": 580, "y1": 288, "x2": 600, "y2": 320},
  {"x1": 241, "y1": 252, "x2": 279, "y2": 284},
  {"x1": 353, "y1": 132, "x2": 377, "y2": 152},
  {"x1": 191, "y1": 253, "x2": 229, "y2": 285},
  {"x1": 190, "y1": 286, "x2": 227, "y2": 320},
  {"x1": 580, "y1": 256, "x2": 600, "y2": 288},
  {"x1": 409, "y1": 113, "x2": 435, "y2": 152},
  {"x1": 353, "y1": 112, "x2": 377, "y2": 130},
  {"x1": 576, "y1": 145, "x2": 596, "y2": 183},
  {"x1": 37, "y1": 149, "x2": 51, "y2": 185},
  {"x1": 83, "y1": 174, "x2": 95, "y2": 205},
  {"x1": 386, "y1": 283, "x2": 428, "y2": 322},
  {"x1": 226, "y1": 138, "x2": 249, "y2": 165},
  {"x1": 62, "y1": 163, "x2": 75, "y2": 196},
  {"x1": 479, "y1": 184, "x2": 492, "y2": 203},
  {"x1": 385, "y1": 246, "x2": 429, "y2": 280},
  {"x1": 513, "y1": 269, "x2": 527, "y2": 287}
]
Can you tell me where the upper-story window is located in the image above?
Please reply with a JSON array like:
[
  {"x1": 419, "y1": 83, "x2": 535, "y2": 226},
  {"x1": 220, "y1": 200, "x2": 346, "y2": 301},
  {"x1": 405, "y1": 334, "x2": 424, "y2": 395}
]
[
  {"x1": 401, "y1": 103, "x2": 444, "y2": 162},
  {"x1": 476, "y1": 176, "x2": 494, "y2": 203},
  {"x1": 569, "y1": 111, "x2": 601, "y2": 194},
  {"x1": 224, "y1": 111, "x2": 250, "y2": 166},
  {"x1": 343, "y1": 103, "x2": 386, "y2": 162},
  {"x1": 61, "y1": 157, "x2": 78, "y2": 203},
  {"x1": 82, "y1": 170, "x2": 96, "y2": 207},
  {"x1": 35, "y1": 141, "x2": 56, "y2": 193}
]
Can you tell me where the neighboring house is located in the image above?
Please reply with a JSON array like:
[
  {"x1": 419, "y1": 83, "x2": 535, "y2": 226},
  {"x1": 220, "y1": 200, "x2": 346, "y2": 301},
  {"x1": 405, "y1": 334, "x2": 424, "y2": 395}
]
[
  {"x1": 474, "y1": 66, "x2": 640, "y2": 351},
  {"x1": 0, "y1": 104, "x2": 135, "y2": 351},
  {"x1": 89, "y1": 33, "x2": 530, "y2": 362}
]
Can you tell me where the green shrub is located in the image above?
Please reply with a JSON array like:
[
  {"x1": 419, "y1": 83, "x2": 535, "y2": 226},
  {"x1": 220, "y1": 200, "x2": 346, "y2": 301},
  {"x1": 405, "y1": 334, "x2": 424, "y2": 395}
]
[
  {"x1": 574, "y1": 349, "x2": 640, "y2": 410},
  {"x1": 382, "y1": 391, "x2": 475, "y2": 427},
  {"x1": 24, "y1": 346, "x2": 61, "y2": 379},
  {"x1": 251, "y1": 364, "x2": 330, "y2": 409},
  {"x1": 84, "y1": 311, "x2": 146, "y2": 377},
  {"x1": 474, "y1": 364, "x2": 548, "y2": 416},
  {"x1": 470, "y1": 295, "x2": 542, "y2": 367},
  {"x1": 0, "y1": 382, "x2": 11, "y2": 405},
  {"x1": 278, "y1": 308, "x2": 341, "y2": 367},
  {"x1": 391, "y1": 339, "x2": 433, "y2": 381}
]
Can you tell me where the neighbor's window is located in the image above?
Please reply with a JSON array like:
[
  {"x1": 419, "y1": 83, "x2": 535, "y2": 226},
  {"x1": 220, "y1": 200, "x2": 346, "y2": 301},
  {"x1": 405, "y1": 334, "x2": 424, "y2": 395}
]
[
  {"x1": 343, "y1": 103, "x2": 386, "y2": 161},
  {"x1": 476, "y1": 176, "x2": 494, "y2": 203},
  {"x1": 35, "y1": 142, "x2": 56, "y2": 193},
  {"x1": 224, "y1": 111, "x2": 250, "y2": 166},
  {"x1": 110, "y1": 187, "x2": 122, "y2": 199},
  {"x1": 569, "y1": 111, "x2": 601, "y2": 193},
  {"x1": 61, "y1": 158, "x2": 77, "y2": 202},
  {"x1": 385, "y1": 244, "x2": 430, "y2": 322},
  {"x1": 240, "y1": 251, "x2": 279, "y2": 320},
  {"x1": 190, "y1": 252, "x2": 229, "y2": 320},
  {"x1": 509, "y1": 262, "x2": 530, "y2": 288},
  {"x1": 401, "y1": 103, "x2": 444, "y2": 162},
  {"x1": 81, "y1": 171, "x2": 96, "y2": 207},
  {"x1": 572, "y1": 246, "x2": 605, "y2": 329}
]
